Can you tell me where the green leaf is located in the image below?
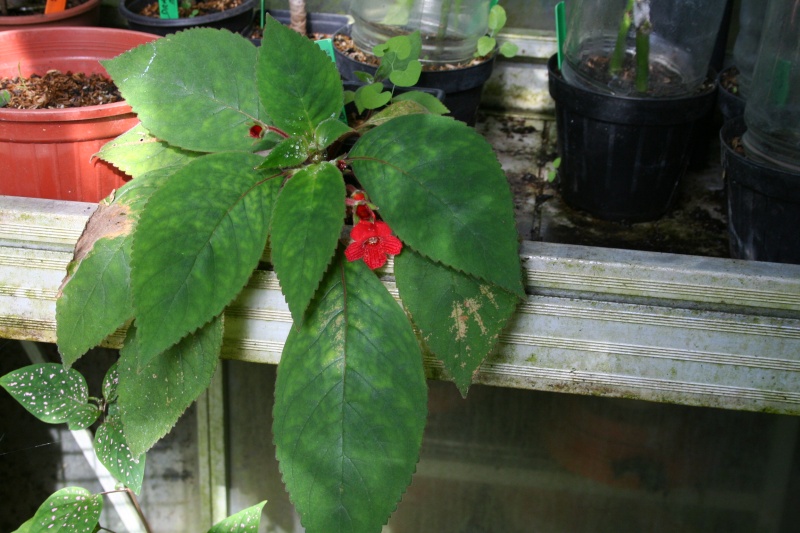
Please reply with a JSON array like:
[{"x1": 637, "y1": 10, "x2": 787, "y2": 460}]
[
  {"x1": 270, "y1": 162, "x2": 345, "y2": 323},
  {"x1": 56, "y1": 169, "x2": 170, "y2": 367},
  {"x1": 388, "y1": 59, "x2": 421, "y2": 87},
  {"x1": 117, "y1": 317, "x2": 222, "y2": 456},
  {"x1": 0, "y1": 364, "x2": 89, "y2": 424},
  {"x1": 257, "y1": 135, "x2": 310, "y2": 170},
  {"x1": 499, "y1": 41, "x2": 519, "y2": 58},
  {"x1": 102, "y1": 363, "x2": 119, "y2": 403},
  {"x1": 102, "y1": 29, "x2": 263, "y2": 152},
  {"x1": 56, "y1": 228, "x2": 133, "y2": 367},
  {"x1": 373, "y1": 32, "x2": 422, "y2": 86},
  {"x1": 257, "y1": 16, "x2": 343, "y2": 136},
  {"x1": 96, "y1": 123, "x2": 201, "y2": 179},
  {"x1": 354, "y1": 82, "x2": 392, "y2": 113},
  {"x1": 28, "y1": 487, "x2": 102, "y2": 533},
  {"x1": 476, "y1": 36, "x2": 496, "y2": 57},
  {"x1": 95, "y1": 416, "x2": 146, "y2": 493},
  {"x1": 349, "y1": 114, "x2": 525, "y2": 298},
  {"x1": 208, "y1": 501, "x2": 267, "y2": 532},
  {"x1": 358, "y1": 100, "x2": 428, "y2": 131},
  {"x1": 274, "y1": 253, "x2": 427, "y2": 533},
  {"x1": 315, "y1": 118, "x2": 354, "y2": 151},
  {"x1": 488, "y1": 4, "x2": 507, "y2": 32},
  {"x1": 130, "y1": 152, "x2": 277, "y2": 366},
  {"x1": 358, "y1": 100, "x2": 431, "y2": 130},
  {"x1": 395, "y1": 249, "x2": 519, "y2": 395},
  {"x1": 67, "y1": 403, "x2": 101, "y2": 430},
  {"x1": 392, "y1": 90, "x2": 449, "y2": 115}
]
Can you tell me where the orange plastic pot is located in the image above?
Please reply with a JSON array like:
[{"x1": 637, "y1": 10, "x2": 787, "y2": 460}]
[
  {"x1": 0, "y1": 0, "x2": 102, "y2": 30},
  {"x1": 0, "y1": 27, "x2": 158, "y2": 202}
]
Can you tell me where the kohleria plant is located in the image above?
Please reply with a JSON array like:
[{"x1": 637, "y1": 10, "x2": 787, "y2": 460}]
[{"x1": 1, "y1": 16, "x2": 524, "y2": 532}]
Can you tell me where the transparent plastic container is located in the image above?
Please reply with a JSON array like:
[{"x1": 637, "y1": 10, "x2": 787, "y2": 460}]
[
  {"x1": 561, "y1": 0, "x2": 727, "y2": 97},
  {"x1": 741, "y1": 1, "x2": 800, "y2": 172},
  {"x1": 731, "y1": 0, "x2": 766, "y2": 99},
  {"x1": 349, "y1": 0, "x2": 491, "y2": 64}
]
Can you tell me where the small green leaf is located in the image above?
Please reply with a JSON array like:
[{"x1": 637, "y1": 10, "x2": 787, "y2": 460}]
[
  {"x1": 353, "y1": 71, "x2": 374, "y2": 84},
  {"x1": 373, "y1": 32, "x2": 422, "y2": 85},
  {"x1": 95, "y1": 416, "x2": 146, "y2": 493},
  {"x1": 488, "y1": 4, "x2": 507, "y2": 32},
  {"x1": 130, "y1": 152, "x2": 276, "y2": 366},
  {"x1": 270, "y1": 162, "x2": 345, "y2": 323},
  {"x1": 257, "y1": 136, "x2": 310, "y2": 170},
  {"x1": 67, "y1": 403, "x2": 101, "y2": 430},
  {"x1": 392, "y1": 90, "x2": 449, "y2": 115},
  {"x1": 27, "y1": 487, "x2": 102, "y2": 533},
  {"x1": 388, "y1": 59, "x2": 421, "y2": 87},
  {"x1": 476, "y1": 36, "x2": 496, "y2": 57},
  {"x1": 358, "y1": 100, "x2": 431, "y2": 129},
  {"x1": 373, "y1": 34, "x2": 411, "y2": 59},
  {"x1": 274, "y1": 253, "x2": 427, "y2": 533},
  {"x1": 103, "y1": 29, "x2": 263, "y2": 152},
  {"x1": 208, "y1": 501, "x2": 267, "y2": 532},
  {"x1": 96, "y1": 124, "x2": 201, "y2": 179},
  {"x1": 354, "y1": 82, "x2": 392, "y2": 113},
  {"x1": 117, "y1": 317, "x2": 222, "y2": 456},
  {"x1": 395, "y1": 248, "x2": 519, "y2": 395},
  {"x1": 0, "y1": 364, "x2": 89, "y2": 424},
  {"x1": 499, "y1": 41, "x2": 519, "y2": 58},
  {"x1": 102, "y1": 363, "x2": 119, "y2": 403},
  {"x1": 257, "y1": 16, "x2": 343, "y2": 136},
  {"x1": 315, "y1": 118, "x2": 354, "y2": 151},
  {"x1": 350, "y1": 114, "x2": 525, "y2": 298}
]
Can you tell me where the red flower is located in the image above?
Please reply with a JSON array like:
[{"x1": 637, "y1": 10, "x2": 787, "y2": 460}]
[{"x1": 345, "y1": 220, "x2": 402, "y2": 270}]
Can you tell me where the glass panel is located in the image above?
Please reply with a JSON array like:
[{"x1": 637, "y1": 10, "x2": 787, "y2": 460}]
[{"x1": 225, "y1": 360, "x2": 800, "y2": 532}]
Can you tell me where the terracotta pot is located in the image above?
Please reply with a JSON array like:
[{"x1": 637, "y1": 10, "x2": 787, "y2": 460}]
[
  {"x1": 0, "y1": 27, "x2": 158, "y2": 202},
  {"x1": 0, "y1": 0, "x2": 101, "y2": 30}
]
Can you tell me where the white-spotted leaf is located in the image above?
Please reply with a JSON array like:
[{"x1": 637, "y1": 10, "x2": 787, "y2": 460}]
[
  {"x1": 29, "y1": 487, "x2": 102, "y2": 533},
  {"x1": 95, "y1": 416, "x2": 146, "y2": 493},
  {"x1": 0, "y1": 364, "x2": 89, "y2": 424}
]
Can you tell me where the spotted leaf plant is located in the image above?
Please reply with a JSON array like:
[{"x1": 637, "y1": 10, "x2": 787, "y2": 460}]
[{"x1": 2, "y1": 15, "x2": 524, "y2": 533}]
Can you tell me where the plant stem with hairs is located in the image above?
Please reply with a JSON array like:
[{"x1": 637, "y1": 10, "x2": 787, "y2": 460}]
[{"x1": 288, "y1": 0, "x2": 307, "y2": 35}]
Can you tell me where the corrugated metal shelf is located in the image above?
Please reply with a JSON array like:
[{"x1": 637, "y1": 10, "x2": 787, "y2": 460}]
[{"x1": 2, "y1": 194, "x2": 799, "y2": 415}]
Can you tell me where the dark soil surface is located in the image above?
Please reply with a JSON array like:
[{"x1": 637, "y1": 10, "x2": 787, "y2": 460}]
[
  {"x1": 1, "y1": 0, "x2": 85, "y2": 16},
  {"x1": 0, "y1": 70, "x2": 121, "y2": 109},
  {"x1": 719, "y1": 66, "x2": 740, "y2": 95},
  {"x1": 138, "y1": 0, "x2": 243, "y2": 18},
  {"x1": 333, "y1": 33, "x2": 490, "y2": 72}
]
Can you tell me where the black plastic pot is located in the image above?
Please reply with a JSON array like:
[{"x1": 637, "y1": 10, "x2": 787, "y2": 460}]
[
  {"x1": 717, "y1": 66, "x2": 746, "y2": 122},
  {"x1": 721, "y1": 117, "x2": 800, "y2": 264},
  {"x1": 120, "y1": 0, "x2": 255, "y2": 36},
  {"x1": 334, "y1": 25, "x2": 494, "y2": 126},
  {"x1": 548, "y1": 55, "x2": 717, "y2": 222},
  {"x1": 248, "y1": 10, "x2": 349, "y2": 45}
]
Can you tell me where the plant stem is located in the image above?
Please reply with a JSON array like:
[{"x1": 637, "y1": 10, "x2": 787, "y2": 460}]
[
  {"x1": 610, "y1": 0, "x2": 634, "y2": 75},
  {"x1": 100, "y1": 488, "x2": 153, "y2": 533},
  {"x1": 635, "y1": 20, "x2": 651, "y2": 93}
]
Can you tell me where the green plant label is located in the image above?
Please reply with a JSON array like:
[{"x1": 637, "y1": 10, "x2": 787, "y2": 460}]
[
  {"x1": 158, "y1": 0, "x2": 179, "y2": 19},
  {"x1": 314, "y1": 38, "x2": 348, "y2": 123}
]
